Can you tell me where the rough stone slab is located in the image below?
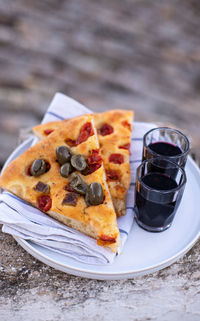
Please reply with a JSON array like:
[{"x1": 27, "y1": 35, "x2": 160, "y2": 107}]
[{"x1": 0, "y1": 230, "x2": 200, "y2": 321}]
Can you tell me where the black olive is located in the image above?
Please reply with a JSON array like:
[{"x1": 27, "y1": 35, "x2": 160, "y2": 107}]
[
  {"x1": 62, "y1": 193, "x2": 78, "y2": 206},
  {"x1": 84, "y1": 192, "x2": 91, "y2": 206},
  {"x1": 73, "y1": 182, "x2": 88, "y2": 195},
  {"x1": 69, "y1": 172, "x2": 82, "y2": 186},
  {"x1": 31, "y1": 159, "x2": 46, "y2": 177},
  {"x1": 87, "y1": 183, "x2": 104, "y2": 205},
  {"x1": 71, "y1": 154, "x2": 87, "y2": 172},
  {"x1": 56, "y1": 146, "x2": 71, "y2": 165},
  {"x1": 69, "y1": 173, "x2": 88, "y2": 195},
  {"x1": 60, "y1": 163, "x2": 73, "y2": 178},
  {"x1": 34, "y1": 181, "x2": 50, "y2": 193},
  {"x1": 80, "y1": 161, "x2": 90, "y2": 176}
]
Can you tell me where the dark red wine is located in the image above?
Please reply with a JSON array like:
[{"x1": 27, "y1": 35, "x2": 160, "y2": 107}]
[
  {"x1": 143, "y1": 142, "x2": 183, "y2": 178},
  {"x1": 142, "y1": 172, "x2": 177, "y2": 190},
  {"x1": 148, "y1": 141, "x2": 182, "y2": 157},
  {"x1": 135, "y1": 173, "x2": 180, "y2": 231}
]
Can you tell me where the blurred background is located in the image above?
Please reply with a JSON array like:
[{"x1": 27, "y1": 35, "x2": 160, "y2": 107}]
[{"x1": 0, "y1": 0, "x2": 200, "y2": 169}]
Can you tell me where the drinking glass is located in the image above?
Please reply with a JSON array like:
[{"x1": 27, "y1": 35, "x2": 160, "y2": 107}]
[
  {"x1": 135, "y1": 157, "x2": 187, "y2": 232},
  {"x1": 142, "y1": 127, "x2": 190, "y2": 169}
]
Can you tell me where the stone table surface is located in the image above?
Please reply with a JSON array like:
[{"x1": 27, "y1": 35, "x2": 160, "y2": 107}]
[{"x1": 0, "y1": 0, "x2": 200, "y2": 320}]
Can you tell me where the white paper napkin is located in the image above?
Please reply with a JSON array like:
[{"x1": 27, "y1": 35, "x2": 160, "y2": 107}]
[{"x1": 0, "y1": 92, "x2": 155, "y2": 265}]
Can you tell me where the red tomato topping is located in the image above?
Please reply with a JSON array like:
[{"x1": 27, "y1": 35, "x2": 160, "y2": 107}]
[
  {"x1": 44, "y1": 129, "x2": 54, "y2": 135},
  {"x1": 27, "y1": 165, "x2": 32, "y2": 176},
  {"x1": 119, "y1": 143, "x2": 130, "y2": 151},
  {"x1": 88, "y1": 163, "x2": 102, "y2": 174},
  {"x1": 99, "y1": 123, "x2": 114, "y2": 136},
  {"x1": 106, "y1": 169, "x2": 120, "y2": 181},
  {"x1": 45, "y1": 161, "x2": 51, "y2": 171},
  {"x1": 109, "y1": 153, "x2": 124, "y2": 164},
  {"x1": 76, "y1": 122, "x2": 94, "y2": 145},
  {"x1": 65, "y1": 123, "x2": 94, "y2": 147},
  {"x1": 38, "y1": 195, "x2": 52, "y2": 212},
  {"x1": 121, "y1": 120, "x2": 131, "y2": 131},
  {"x1": 87, "y1": 150, "x2": 103, "y2": 174},
  {"x1": 99, "y1": 235, "x2": 116, "y2": 243},
  {"x1": 88, "y1": 149, "x2": 102, "y2": 165},
  {"x1": 65, "y1": 138, "x2": 77, "y2": 147}
]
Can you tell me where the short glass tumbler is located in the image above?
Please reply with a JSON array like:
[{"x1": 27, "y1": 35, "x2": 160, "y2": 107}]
[
  {"x1": 134, "y1": 158, "x2": 187, "y2": 232},
  {"x1": 142, "y1": 127, "x2": 190, "y2": 169}
]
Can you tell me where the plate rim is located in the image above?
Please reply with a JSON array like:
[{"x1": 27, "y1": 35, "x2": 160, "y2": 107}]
[
  {"x1": 13, "y1": 218, "x2": 199, "y2": 279},
  {"x1": 1, "y1": 122, "x2": 200, "y2": 280}
]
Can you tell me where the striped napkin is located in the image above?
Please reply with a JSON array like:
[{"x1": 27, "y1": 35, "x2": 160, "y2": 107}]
[{"x1": 0, "y1": 93, "x2": 155, "y2": 265}]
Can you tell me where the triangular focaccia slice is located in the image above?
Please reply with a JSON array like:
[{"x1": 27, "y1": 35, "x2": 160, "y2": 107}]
[
  {"x1": 0, "y1": 115, "x2": 120, "y2": 252},
  {"x1": 33, "y1": 110, "x2": 134, "y2": 216}
]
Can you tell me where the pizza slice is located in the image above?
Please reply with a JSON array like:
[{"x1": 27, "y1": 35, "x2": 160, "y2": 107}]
[
  {"x1": 0, "y1": 114, "x2": 120, "y2": 252},
  {"x1": 33, "y1": 110, "x2": 134, "y2": 216}
]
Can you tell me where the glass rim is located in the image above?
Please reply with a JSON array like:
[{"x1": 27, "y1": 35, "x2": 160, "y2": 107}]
[
  {"x1": 136, "y1": 157, "x2": 187, "y2": 194},
  {"x1": 143, "y1": 127, "x2": 190, "y2": 159}
]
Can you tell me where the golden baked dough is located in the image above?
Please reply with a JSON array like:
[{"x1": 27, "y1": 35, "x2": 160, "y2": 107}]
[
  {"x1": 33, "y1": 110, "x2": 134, "y2": 216},
  {"x1": 0, "y1": 114, "x2": 120, "y2": 252}
]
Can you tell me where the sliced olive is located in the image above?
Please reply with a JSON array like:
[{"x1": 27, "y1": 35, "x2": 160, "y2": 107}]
[
  {"x1": 84, "y1": 192, "x2": 91, "y2": 206},
  {"x1": 87, "y1": 183, "x2": 104, "y2": 205},
  {"x1": 80, "y1": 161, "x2": 89, "y2": 175},
  {"x1": 62, "y1": 193, "x2": 78, "y2": 206},
  {"x1": 71, "y1": 154, "x2": 87, "y2": 171},
  {"x1": 56, "y1": 146, "x2": 71, "y2": 165},
  {"x1": 69, "y1": 173, "x2": 88, "y2": 195},
  {"x1": 73, "y1": 182, "x2": 88, "y2": 195},
  {"x1": 34, "y1": 181, "x2": 50, "y2": 193},
  {"x1": 31, "y1": 159, "x2": 46, "y2": 177},
  {"x1": 69, "y1": 172, "x2": 82, "y2": 187},
  {"x1": 60, "y1": 163, "x2": 73, "y2": 178}
]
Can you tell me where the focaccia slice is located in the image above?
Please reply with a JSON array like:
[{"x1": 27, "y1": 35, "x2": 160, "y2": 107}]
[
  {"x1": 0, "y1": 114, "x2": 120, "y2": 252},
  {"x1": 94, "y1": 110, "x2": 133, "y2": 216},
  {"x1": 33, "y1": 110, "x2": 134, "y2": 216}
]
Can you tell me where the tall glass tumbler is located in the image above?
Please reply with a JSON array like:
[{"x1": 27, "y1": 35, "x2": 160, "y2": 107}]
[
  {"x1": 135, "y1": 158, "x2": 187, "y2": 232},
  {"x1": 142, "y1": 127, "x2": 190, "y2": 169}
]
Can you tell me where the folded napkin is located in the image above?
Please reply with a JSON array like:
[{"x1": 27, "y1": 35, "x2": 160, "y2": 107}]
[{"x1": 0, "y1": 93, "x2": 155, "y2": 265}]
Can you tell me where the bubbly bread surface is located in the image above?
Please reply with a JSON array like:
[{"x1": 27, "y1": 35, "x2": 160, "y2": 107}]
[
  {"x1": 0, "y1": 114, "x2": 120, "y2": 252},
  {"x1": 33, "y1": 110, "x2": 134, "y2": 216}
]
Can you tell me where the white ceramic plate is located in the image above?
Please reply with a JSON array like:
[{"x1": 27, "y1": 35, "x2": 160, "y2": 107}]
[{"x1": 2, "y1": 123, "x2": 200, "y2": 280}]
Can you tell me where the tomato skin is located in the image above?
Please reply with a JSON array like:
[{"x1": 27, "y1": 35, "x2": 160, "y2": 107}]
[
  {"x1": 87, "y1": 150, "x2": 102, "y2": 174},
  {"x1": 45, "y1": 161, "x2": 51, "y2": 171},
  {"x1": 66, "y1": 123, "x2": 94, "y2": 147},
  {"x1": 65, "y1": 138, "x2": 77, "y2": 147},
  {"x1": 99, "y1": 123, "x2": 114, "y2": 136},
  {"x1": 65, "y1": 122, "x2": 94, "y2": 147},
  {"x1": 88, "y1": 163, "x2": 102, "y2": 174},
  {"x1": 109, "y1": 153, "x2": 124, "y2": 164},
  {"x1": 44, "y1": 129, "x2": 54, "y2": 135},
  {"x1": 27, "y1": 165, "x2": 32, "y2": 176},
  {"x1": 99, "y1": 235, "x2": 116, "y2": 243},
  {"x1": 121, "y1": 120, "x2": 131, "y2": 131},
  {"x1": 119, "y1": 143, "x2": 130, "y2": 151},
  {"x1": 76, "y1": 122, "x2": 94, "y2": 145},
  {"x1": 38, "y1": 195, "x2": 52, "y2": 212},
  {"x1": 106, "y1": 169, "x2": 120, "y2": 180},
  {"x1": 88, "y1": 150, "x2": 102, "y2": 165},
  {"x1": 119, "y1": 143, "x2": 131, "y2": 155}
]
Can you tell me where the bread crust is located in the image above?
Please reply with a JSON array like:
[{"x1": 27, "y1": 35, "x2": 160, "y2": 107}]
[
  {"x1": 0, "y1": 114, "x2": 120, "y2": 252},
  {"x1": 33, "y1": 110, "x2": 134, "y2": 216}
]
